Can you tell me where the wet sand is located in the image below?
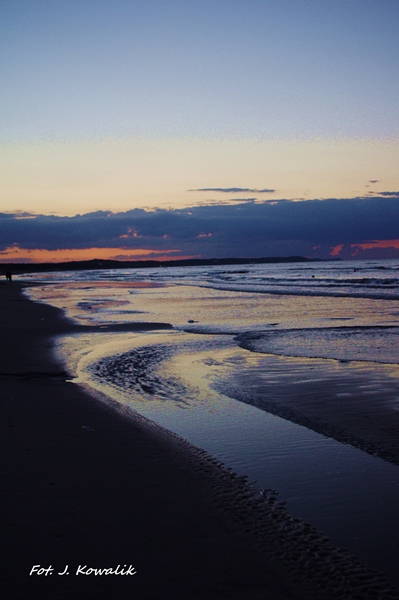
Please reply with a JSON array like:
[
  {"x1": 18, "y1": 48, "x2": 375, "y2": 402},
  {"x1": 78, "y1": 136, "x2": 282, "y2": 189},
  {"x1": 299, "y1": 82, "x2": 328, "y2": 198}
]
[
  {"x1": 1, "y1": 282, "x2": 399, "y2": 599},
  {"x1": 230, "y1": 349, "x2": 399, "y2": 466}
]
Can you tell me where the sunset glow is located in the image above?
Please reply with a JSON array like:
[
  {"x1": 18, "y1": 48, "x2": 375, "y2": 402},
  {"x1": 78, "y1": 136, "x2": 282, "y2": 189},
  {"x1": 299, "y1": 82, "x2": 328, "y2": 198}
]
[
  {"x1": 330, "y1": 240, "x2": 399, "y2": 260},
  {"x1": 0, "y1": 246, "x2": 193, "y2": 264},
  {"x1": 355, "y1": 240, "x2": 399, "y2": 250}
]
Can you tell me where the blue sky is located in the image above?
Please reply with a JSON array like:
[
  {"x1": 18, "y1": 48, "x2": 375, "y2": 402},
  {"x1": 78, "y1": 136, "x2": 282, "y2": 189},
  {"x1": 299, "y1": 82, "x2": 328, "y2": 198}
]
[
  {"x1": 2, "y1": 0, "x2": 398, "y2": 141},
  {"x1": 1, "y1": 1, "x2": 398, "y2": 260}
]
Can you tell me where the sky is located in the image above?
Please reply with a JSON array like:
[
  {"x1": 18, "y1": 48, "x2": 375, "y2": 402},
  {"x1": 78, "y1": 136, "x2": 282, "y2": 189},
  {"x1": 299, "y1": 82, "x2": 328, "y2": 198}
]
[{"x1": 1, "y1": 0, "x2": 399, "y2": 262}]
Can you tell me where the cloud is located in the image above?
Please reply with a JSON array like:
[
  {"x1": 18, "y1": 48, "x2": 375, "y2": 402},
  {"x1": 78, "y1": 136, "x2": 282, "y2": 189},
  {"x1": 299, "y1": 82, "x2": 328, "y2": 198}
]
[
  {"x1": 368, "y1": 190, "x2": 399, "y2": 198},
  {"x1": 196, "y1": 198, "x2": 257, "y2": 206},
  {"x1": 1, "y1": 196, "x2": 399, "y2": 261},
  {"x1": 189, "y1": 187, "x2": 275, "y2": 193},
  {"x1": 329, "y1": 241, "x2": 399, "y2": 260},
  {"x1": 377, "y1": 191, "x2": 399, "y2": 197}
]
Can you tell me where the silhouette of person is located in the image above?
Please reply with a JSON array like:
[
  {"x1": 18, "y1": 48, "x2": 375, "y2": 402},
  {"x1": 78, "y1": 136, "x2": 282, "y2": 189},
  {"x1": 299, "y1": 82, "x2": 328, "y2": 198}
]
[{"x1": 5, "y1": 270, "x2": 12, "y2": 282}]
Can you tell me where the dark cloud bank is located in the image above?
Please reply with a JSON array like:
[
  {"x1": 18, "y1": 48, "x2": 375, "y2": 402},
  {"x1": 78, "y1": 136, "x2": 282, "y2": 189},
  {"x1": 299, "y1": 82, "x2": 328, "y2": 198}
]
[{"x1": 2, "y1": 196, "x2": 399, "y2": 261}]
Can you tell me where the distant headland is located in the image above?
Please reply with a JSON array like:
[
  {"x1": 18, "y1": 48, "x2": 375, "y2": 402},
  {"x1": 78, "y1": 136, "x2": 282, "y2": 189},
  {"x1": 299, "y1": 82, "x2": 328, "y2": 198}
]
[{"x1": 1, "y1": 256, "x2": 339, "y2": 275}]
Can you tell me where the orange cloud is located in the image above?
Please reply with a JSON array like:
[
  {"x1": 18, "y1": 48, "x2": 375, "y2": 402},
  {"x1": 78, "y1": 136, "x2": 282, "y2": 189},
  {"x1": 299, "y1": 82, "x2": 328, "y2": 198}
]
[
  {"x1": 0, "y1": 246, "x2": 194, "y2": 264},
  {"x1": 119, "y1": 227, "x2": 142, "y2": 239},
  {"x1": 330, "y1": 244, "x2": 344, "y2": 256},
  {"x1": 329, "y1": 240, "x2": 399, "y2": 259},
  {"x1": 354, "y1": 240, "x2": 399, "y2": 250}
]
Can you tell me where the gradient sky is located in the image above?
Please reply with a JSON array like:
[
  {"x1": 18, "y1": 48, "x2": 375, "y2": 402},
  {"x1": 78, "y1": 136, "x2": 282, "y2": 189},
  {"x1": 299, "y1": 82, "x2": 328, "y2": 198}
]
[{"x1": 1, "y1": 0, "x2": 399, "y2": 261}]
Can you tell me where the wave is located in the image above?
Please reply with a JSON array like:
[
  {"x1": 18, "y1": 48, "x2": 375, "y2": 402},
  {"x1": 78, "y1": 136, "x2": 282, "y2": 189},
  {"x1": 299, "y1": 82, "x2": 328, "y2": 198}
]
[
  {"x1": 18, "y1": 258, "x2": 399, "y2": 301},
  {"x1": 235, "y1": 326, "x2": 399, "y2": 364}
]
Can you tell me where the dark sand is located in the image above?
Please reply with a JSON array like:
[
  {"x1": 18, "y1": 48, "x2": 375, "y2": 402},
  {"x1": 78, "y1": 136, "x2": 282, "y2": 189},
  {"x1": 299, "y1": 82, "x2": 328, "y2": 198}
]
[{"x1": 1, "y1": 282, "x2": 399, "y2": 600}]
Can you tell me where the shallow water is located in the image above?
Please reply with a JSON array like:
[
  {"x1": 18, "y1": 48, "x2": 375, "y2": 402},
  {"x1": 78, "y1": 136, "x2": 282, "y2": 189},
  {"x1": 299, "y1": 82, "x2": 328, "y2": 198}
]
[
  {"x1": 22, "y1": 259, "x2": 399, "y2": 586},
  {"x1": 63, "y1": 331, "x2": 399, "y2": 584}
]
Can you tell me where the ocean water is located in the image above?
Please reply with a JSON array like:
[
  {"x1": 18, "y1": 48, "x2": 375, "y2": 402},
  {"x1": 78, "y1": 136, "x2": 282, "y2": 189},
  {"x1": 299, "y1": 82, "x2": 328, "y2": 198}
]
[{"x1": 21, "y1": 258, "x2": 399, "y2": 586}]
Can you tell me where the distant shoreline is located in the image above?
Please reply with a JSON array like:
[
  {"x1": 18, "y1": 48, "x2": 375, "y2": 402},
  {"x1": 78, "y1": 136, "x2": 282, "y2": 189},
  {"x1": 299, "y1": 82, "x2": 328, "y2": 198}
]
[{"x1": 1, "y1": 255, "x2": 339, "y2": 275}]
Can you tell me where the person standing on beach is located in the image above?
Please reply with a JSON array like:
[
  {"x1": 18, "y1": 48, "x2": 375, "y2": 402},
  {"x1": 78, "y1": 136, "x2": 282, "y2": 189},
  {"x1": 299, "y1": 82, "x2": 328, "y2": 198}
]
[{"x1": 5, "y1": 270, "x2": 12, "y2": 282}]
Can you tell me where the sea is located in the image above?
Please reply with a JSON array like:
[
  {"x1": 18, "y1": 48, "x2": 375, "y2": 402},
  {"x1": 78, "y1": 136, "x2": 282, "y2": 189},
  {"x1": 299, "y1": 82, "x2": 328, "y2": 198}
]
[{"x1": 19, "y1": 258, "x2": 399, "y2": 587}]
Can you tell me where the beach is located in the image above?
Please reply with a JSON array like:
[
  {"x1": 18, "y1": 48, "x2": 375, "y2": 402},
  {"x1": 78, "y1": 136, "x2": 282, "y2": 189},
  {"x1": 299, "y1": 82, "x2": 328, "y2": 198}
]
[
  {"x1": 2, "y1": 274, "x2": 399, "y2": 599},
  {"x1": 0, "y1": 281, "x2": 306, "y2": 600}
]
